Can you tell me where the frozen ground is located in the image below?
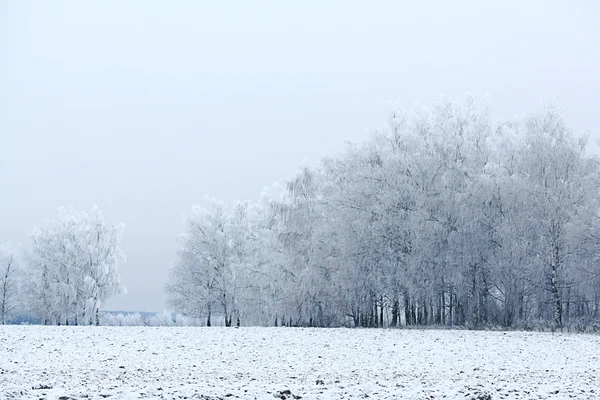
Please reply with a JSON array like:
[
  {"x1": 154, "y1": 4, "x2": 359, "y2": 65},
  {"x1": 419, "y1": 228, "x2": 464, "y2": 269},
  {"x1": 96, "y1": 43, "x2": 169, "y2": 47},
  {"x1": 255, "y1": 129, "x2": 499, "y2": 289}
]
[{"x1": 1, "y1": 326, "x2": 599, "y2": 400}]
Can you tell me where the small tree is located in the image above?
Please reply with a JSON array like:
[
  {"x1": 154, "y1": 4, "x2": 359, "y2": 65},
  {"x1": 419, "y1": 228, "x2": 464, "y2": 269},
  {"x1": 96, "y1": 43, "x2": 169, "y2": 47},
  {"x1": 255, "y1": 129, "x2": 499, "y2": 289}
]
[{"x1": 0, "y1": 244, "x2": 19, "y2": 325}]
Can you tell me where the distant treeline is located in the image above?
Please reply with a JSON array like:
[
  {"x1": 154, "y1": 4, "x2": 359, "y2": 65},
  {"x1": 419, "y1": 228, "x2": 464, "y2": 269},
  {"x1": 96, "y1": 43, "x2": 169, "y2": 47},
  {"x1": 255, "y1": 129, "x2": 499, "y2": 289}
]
[{"x1": 2, "y1": 311, "x2": 200, "y2": 327}]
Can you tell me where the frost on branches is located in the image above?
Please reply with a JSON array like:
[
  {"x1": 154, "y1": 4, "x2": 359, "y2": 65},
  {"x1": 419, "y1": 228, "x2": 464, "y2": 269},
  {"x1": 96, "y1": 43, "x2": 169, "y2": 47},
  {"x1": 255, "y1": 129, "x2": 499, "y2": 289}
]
[
  {"x1": 167, "y1": 97, "x2": 600, "y2": 330},
  {"x1": 24, "y1": 206, "x2": 126, "y2": 326},
  {"x1": 166, "y1": 198, "x2": 283, "y2": 327},
  {"x1": 0, "y1": 243, "x2": 20, "y2": 325}
]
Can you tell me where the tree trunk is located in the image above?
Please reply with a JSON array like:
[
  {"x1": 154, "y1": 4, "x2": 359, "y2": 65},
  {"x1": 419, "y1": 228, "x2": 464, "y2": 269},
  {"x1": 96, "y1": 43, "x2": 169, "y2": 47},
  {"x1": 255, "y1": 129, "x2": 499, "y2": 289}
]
[
  {"x1": 551, "y1": 257, "x2": 562, "y2": 329},
  {"x1": 1, "y1": 293, "x2": 5, "y2": 325},
  {"x1": 550, "y1": 224, "x2": 563, "y2": 330},
  {"x1": 471, "y1": 269, "x2": 478, "y2": 327},
  {"x1": 379, "y1": 296, "x2": 384, "y2": 327},
  {"x1": 223, "y1": 293, "x2": 230, "y2": 327},
  {"x1": 318, "y1": 303, "x2": 324, "y2": 327},
  {"x1": 429, "y1": 303, "x2": 434, "y2": 325},
  {"x1": 518, "y1": 294, "x2": 524, "y2": 321},
  {"x1": 404, "y1": 294, "x2": 411, "y2": 326},
  {"x1": 391, "y1": 299, "x2": 399, "y2": 327},
  {"x1": 1, "y1": 279, "x2": 7, "y2": 325},
  {"x1": 441, "y1": 288, "x2": 446, "y2": 325},
  {"x1": 480, "y1": 272, "x2": 488, "y2": 325},
  {"x1": 565, "y1": 288, "x2": 571, "y2": 324},
  {"x1": 448, "y1": 290, "x2": 454, "y2": 326}
]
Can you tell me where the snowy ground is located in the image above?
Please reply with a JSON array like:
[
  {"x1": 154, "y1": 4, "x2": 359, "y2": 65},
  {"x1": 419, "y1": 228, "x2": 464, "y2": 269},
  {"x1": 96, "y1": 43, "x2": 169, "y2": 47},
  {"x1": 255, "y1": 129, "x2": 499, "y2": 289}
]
[{"x1": 1, "y1": 326, "x2": 599, "y2": 400}]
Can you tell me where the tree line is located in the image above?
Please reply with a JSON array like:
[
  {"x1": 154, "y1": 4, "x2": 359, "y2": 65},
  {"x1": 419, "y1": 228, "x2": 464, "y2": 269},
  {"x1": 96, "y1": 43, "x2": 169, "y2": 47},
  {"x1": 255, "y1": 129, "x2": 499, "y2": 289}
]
[
  {"x1": 166, "y1": 98, "x2": 600, "y2": 331},
  {"x1": 3, "y1": 98, "x2": 600, "y2": 330}
]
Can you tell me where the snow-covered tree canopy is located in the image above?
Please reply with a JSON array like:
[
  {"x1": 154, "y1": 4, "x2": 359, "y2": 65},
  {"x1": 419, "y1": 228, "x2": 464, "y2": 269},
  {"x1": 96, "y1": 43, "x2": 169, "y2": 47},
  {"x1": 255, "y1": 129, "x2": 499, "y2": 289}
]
[
  {"x1": 167, "y1": 98, "x2": 600, "y2": 329},
  {"x1": 24, "y1": 206, "x2": 126, "y2": 326}
]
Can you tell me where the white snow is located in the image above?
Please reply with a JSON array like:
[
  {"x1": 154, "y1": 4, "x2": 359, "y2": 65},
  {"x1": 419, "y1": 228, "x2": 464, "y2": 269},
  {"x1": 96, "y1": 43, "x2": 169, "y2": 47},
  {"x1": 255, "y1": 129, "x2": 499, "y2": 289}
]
[{"x1": 1, "y1": 326, "x2": 599, "y2": 399}]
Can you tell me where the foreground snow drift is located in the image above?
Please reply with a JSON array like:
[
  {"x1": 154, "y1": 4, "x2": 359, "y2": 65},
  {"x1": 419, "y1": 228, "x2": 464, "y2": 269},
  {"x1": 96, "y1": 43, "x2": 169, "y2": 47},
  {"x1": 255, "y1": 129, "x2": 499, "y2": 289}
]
[{"x1": 1, "y1": 327, "x2": 599, "y2": 399}]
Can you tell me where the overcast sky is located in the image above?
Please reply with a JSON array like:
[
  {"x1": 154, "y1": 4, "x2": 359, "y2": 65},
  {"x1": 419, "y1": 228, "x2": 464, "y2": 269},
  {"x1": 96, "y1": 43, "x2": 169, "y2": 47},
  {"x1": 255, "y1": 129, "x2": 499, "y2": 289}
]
[{"x1": 1, "y1": 1, "x2": 599, "y2": 312}]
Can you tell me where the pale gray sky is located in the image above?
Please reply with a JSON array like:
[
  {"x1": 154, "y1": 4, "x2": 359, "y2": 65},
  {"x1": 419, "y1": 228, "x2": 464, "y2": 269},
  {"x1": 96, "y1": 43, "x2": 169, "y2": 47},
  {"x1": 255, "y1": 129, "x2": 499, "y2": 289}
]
[{"x1": 1, "y1": 1, "x2": 599, "y2": 312}]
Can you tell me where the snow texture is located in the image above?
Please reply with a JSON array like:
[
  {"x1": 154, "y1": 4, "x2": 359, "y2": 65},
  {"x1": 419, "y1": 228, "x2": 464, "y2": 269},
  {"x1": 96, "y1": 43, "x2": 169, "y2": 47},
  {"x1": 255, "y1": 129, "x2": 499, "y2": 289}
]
[{"x1": 1, "y1": 326, "x2": 599, "y2": 399}]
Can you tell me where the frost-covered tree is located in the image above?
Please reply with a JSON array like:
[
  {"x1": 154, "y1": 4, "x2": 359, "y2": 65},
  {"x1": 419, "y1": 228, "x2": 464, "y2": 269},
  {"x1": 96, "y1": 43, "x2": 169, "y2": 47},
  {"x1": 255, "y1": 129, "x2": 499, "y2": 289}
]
[
  {"x1": 25, "y1": 206, "x2": 126, "y2": 325},
  {"x1": 167, "y1": 198, "x2": 237, "y2": 326},
  {"x1": 510, "y1": 107, "x2": 600, "y2": 328},
  {"x1": 0, "y1": 243, "x2": 19, "y2": 325}
]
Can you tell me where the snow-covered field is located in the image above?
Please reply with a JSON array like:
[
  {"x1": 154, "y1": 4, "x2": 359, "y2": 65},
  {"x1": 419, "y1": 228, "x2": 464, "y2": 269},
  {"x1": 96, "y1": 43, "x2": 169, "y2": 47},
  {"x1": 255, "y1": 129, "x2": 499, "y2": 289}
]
[{"x1": 1, "y1": 327, "x2": 599, "y2": 400}]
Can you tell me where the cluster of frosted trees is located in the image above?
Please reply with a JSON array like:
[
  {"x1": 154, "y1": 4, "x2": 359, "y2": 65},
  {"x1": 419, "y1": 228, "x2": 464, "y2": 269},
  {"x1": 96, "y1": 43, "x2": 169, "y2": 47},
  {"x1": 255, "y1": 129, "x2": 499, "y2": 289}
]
[
  {"x1": 167, "y1": 98, "x2": 600, "y2": 330},
  {"x1": 0, "y1": 206, "x2": 125, "y2": 325}
]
